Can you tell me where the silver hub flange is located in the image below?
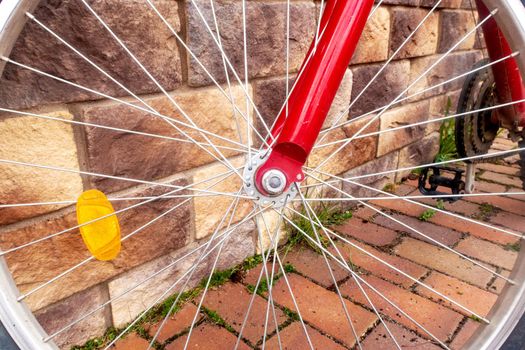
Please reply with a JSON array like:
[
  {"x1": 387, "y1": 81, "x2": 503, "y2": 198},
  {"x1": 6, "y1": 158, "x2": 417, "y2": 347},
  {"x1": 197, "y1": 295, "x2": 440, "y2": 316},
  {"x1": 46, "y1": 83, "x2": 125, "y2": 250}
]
[{"x1": 243, "y1": 150, "x2": 298, "y2": 208}]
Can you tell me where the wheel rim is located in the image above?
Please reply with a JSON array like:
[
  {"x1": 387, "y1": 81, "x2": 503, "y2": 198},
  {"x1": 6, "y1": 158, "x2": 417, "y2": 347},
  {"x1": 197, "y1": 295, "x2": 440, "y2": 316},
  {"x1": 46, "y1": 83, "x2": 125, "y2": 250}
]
[{"x1": 0, "y1": 1, "x2": 524, "y2": 349}]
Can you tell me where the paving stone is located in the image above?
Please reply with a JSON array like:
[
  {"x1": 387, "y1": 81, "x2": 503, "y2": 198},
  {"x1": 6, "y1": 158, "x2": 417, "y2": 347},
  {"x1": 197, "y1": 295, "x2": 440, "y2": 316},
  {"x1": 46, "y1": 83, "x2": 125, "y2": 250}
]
[
  {"x1": 334, "y1": 219, "x2": 398, "y2": 247},
  {"x1": 416, "y1": 272, "x2": 497, "y2": 316},
  {"x1": 450, "y1": 320, "x2": 480, "y2": 349},
  {"x1": 372, "y1": 213, "x2": 463, "y2": 247},
  {"x1": 477, "y1": 163, "x2": 521, "y2": 176},
  {"x1": 242, "y1": 262, "x2": 274, "y2": 287},
  {"x1": 479, "y1": 171, "x2": 523, "y2": 188},
  {"x1": 266, "y1": 322, "x2": 346, "y2": 350},
  {"x1": 332, "y1": 240, "x2": 428, "y2": 288},
  {"x1": 113, "y1": 333, "x2": 150, "y2": 350},
  {"x1": 362, "y1": 321, "x2": 441, "y2": 349},
  {"x1": 272, "y1": 274, "x2": 377, "y2": 348},
  {"x1": 455, "y1": 236, "x2": 518, "y2": 270},
  {"x1": 394, "y1": 237, "x2": 495, "y2": 288},
  {"x1": 283, "y1": 247, "x2": 348, "y2": 288},
  {"x1": 203, "y1": 282, "x2": 287, "y2": 344},
  {"x1": 465, "y1": 194, "x2": 525, "y2": 217},
  {"x1": 340, "y1": 275, "x2": 463, "y2": 342},
  {"x1": 475, "y1": 180, "x2": 507, "y2": 193},
  {"x1": 166, "y1": 323, "x2": 251, "y2": 350},
  {"x1": 491, "y1": 211, "x2": 525, "y2": 232},
  {"x1": 147, "y1": 303, "x2": 203, "y2": 343}
]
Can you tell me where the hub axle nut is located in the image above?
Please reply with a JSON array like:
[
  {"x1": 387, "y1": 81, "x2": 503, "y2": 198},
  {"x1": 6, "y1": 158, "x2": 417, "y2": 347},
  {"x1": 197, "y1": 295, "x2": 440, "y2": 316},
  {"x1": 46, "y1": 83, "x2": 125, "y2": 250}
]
[{"x1": 261, "y1": 169, "x2": 287, "y2": 195}]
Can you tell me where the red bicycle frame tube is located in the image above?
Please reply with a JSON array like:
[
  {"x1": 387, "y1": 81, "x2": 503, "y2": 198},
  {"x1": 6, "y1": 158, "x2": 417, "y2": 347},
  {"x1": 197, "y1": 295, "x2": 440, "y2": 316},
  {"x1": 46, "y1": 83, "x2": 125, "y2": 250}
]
[
  {"x1": 256, "y1": 0, "x2": 525, "y2": 194},
  {"x1": 255, "y1": 0, "x2": 374, "y2": 194},
  {"x1": 476, "y1": 0, "x2": 525, "y2": 128}
]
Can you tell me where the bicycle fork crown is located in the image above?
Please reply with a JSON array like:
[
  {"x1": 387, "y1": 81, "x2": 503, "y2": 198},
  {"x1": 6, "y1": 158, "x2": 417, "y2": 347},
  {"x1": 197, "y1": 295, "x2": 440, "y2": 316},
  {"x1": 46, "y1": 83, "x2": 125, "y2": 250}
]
[{"x1": 243, "y1": 150, "x2": 298, "y2": 208}]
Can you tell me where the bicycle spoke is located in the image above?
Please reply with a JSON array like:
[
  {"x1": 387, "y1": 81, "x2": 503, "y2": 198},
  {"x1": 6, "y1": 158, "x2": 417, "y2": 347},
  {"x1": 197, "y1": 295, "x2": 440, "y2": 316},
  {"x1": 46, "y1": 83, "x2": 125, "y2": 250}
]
[
  {"x1": 305, "y1": 170, "x2": 513, "y2": 284},
  {"x1": 318, "y1": 52, "x2": 519, "y2": 136},
  {"x1": 144, "y1": 0, "x2": 267, "y2": 147},
  {"x1": 16, "y1": 171, "x2": 237, "y2": 301},
  {"x1": 101, "y1": 206, "x2": 265, "y2": 350},
  {"x1": 0, "y1": 57, "x2": 246, "y2": 151},
  {"x1": 0, "y1": 107, "x2": 246, "y2": 154},
  {"x1": 316, "y1": 97, "x2": 525, "y2": 150},
  {"x1": 311, "y1": 10, "x2": 496, "y2": 173},
  {"x1": 279, "y1": 207, "x2": 449, "y2": 348},
  {"x1": 0, "y1": 169, "x2": 236, "y2": 256},
  {"x1": 150, "y1": 189, "x2": 243, "y2": 349},
  {"x1": 188, "y1": 0, "x2": 274, "y2": 143},
  {"x1": 315, "y1": 0, "x2": 443, "y2": 147}
]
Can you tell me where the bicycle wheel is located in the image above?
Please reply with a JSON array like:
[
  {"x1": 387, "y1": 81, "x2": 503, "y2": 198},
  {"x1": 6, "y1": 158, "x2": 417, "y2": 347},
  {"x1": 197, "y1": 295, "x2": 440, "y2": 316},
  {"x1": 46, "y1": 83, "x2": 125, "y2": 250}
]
[{"x1": 0, "y1": 0, "x2": 525, "y2": 349}]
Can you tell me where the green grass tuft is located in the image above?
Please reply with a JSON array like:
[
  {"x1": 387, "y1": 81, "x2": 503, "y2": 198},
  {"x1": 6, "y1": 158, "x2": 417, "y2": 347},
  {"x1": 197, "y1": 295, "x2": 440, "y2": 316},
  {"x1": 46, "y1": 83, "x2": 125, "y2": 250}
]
[
  {"x1": 419, "y1": 209, "x2": 436, "y2": 222},
  {"x1": 435, "y1": 97, "x2": 458, "y2": 163}
]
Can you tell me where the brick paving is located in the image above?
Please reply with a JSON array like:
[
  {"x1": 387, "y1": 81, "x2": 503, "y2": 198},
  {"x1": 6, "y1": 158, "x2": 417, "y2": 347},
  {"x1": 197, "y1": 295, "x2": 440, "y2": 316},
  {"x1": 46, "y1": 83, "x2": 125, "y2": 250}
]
[{"x1": 114, "y1": 156, "x2": 524, "y2": 349}]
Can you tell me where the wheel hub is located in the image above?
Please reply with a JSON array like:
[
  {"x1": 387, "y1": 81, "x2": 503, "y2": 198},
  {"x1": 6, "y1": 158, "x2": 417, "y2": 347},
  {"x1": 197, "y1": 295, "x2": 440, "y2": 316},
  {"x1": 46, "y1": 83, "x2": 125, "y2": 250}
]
[{"x1": 243, "y1": 150, "x2": 298, "y2": 208}]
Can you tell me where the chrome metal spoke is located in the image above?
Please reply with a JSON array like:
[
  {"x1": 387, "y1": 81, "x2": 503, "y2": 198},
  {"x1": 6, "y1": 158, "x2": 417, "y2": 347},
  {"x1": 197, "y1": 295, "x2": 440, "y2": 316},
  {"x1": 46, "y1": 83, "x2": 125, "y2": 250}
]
[
  {"x1": 279, "y1": 207, "x2": 448, "y2": 348},
  {"x1": 151, "y1": 189, "x2": 243, "y2": 350},
  {"x1": 0, "y1": 57, "x2": 246, "y2": 151},
  {"x1": 315, "y1": 97, "x2": 525, "y2": 150},
  {"x1": 43, "y1": 221, "x2": 237, "y2": 342},
  {"x1": 1, "y1": 168, "x2": 236, "y2": 256},
  {"x1": 315, "y1": 0, "x2": 443, "y2": 147},
  {"x1": 298, "y1": 172, "x2": 499, "y2": 321},
  {"x1": 144, "y1": 0, "x2": 268, "y2": 147},
  {"x1": 311, "y1": 10, "x2": 496, "y2": 173},
  {"x1": 188, "y1": 0, "x2": 275, "y2": 143},
  {"x1": 318, "y1": 52, "x2": 519, "y2": 136},
  {"x1": 101, "y1": 206, "x2": 265, "y2": 350},
  {"x1": 16, "y1": 171, "x2": 237, "y2": 301},
  {"x1": 0, "y1": 107, "x2": 246, "y2": 154},
  {"x1": 78, "y1": 0, "x2": 243, "y2": 181}
]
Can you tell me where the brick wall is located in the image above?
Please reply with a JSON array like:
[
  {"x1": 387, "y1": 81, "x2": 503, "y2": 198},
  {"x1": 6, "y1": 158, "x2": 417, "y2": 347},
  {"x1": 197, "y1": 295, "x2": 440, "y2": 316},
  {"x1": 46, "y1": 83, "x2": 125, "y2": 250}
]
[{"x1": 0, "y1": 0, "x2": 483, "y2": 347}]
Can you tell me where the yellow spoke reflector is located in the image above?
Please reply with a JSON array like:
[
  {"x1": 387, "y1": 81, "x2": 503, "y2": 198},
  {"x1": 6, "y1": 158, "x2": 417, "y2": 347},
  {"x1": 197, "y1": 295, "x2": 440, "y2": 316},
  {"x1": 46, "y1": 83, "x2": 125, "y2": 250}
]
[{"x1": 76, "y1": 189, "x2": 121, "y2": 261}]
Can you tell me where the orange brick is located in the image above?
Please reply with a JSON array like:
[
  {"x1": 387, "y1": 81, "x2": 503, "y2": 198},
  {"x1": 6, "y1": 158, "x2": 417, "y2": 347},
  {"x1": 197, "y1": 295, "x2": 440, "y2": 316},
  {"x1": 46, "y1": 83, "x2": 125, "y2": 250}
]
[
  {"x1": 373, "y1": 213, "x2": 462, "y2": 246},
  {"x1": 284, "y1": 247, "x2": 348, "y2": 288},
  {"x1": 479, "y1": 171, "x2": 523, "y2": 188},
  {"x1": 340, "y1": 275, "x2": 463, "y2": 342},
  {"x1": 114, "y1": 333, "x2": 149, "y2": 350},
  {"x1": 487, "y1": 269, "x2": 511, "y2": 295},
  {"x1": 455, "y1": 237, "x2": 518, "y2": 271},
  {"x1": 166, "y1": 323, "x2": 250, "y2": 349},
  {"x1": 147, "y1": 303, "x2": 203, "y2": 343},
  {"x1": 203, "y1": 283, "x2": 287, "y2": 344},
  {"x1": 334, "y1": 218, "x2": 398, "y2": 246},
  {"x1": 332, "y1": 239, "x2": 428, "y2": 288},
  {"x1": 362, "y1": 321, "x2": 441, "y2": 349},
  {"x1": 450, "y1": 320, "x2": 481, "y2": 350},
  {"x1": 416, "y1": 272, "x2": 497, "y2": 317},
  {"x1": 394, "y1": 238, "x2": 494, "y2": 288},
  {"x1": 475, "y1": 180, "x2": 507, "y2": 194},
  {"x1": 428, "y1": 211, "x2": 520, "y2": 245},
  {"x1": 477, "y1": 163, "x2": 520, "y2": 176},
  {"x1": 370, "y1": 198, "x2": 425, "y2": 218},
  {"x1": 491, "y1": 211, "x2": 525, "y2": 232},
  {"x1": 465, "y1": 194, "x2": 525, "y2": 217},
  {"x1": 266, "y1": 322, "x2": 346, "y2": 350},
  {"x1": 272, "y1": 274, "x2": 376, "y2": 348}
]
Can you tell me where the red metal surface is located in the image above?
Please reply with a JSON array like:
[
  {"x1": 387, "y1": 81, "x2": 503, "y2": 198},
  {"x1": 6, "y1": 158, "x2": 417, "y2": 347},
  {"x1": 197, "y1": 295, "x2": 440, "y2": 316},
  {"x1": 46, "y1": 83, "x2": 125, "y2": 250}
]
[
  {"x1": 255, "y1": 0, "x2": 374, "y2": 194},
  {"x1": 476, "y1": 0, "x2": 525, "y2": 128}
]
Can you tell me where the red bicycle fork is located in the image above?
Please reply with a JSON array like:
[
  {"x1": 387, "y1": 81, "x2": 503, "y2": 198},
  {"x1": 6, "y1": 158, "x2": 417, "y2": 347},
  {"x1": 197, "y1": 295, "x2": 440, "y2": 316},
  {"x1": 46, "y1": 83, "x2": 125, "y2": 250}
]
[
  {"x1": 255, "y1": 0, "x2": 374, "y2": 196},
  {"x1": 254, "y1": 0, "x2": 525, "y2": 197}
]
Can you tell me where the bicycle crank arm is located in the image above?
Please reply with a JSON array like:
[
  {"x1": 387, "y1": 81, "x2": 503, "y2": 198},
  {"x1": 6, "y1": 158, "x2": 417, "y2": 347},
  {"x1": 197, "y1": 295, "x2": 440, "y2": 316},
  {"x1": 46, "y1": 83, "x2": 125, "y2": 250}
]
[{"x1": 254, "y1": 0, "x2": 374, "y2": 197}]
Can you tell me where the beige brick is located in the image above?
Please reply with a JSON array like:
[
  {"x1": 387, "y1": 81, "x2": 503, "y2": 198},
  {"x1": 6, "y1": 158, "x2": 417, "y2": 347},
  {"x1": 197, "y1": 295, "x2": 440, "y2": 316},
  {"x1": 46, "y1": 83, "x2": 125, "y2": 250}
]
[
  {"x1": 438, "y1": 10, "x2": 477, "y2": 53},
  {"x1": 0, "y1": 109, "x2": 83, "y2": 226},
  {"x1": 79, "y1": 84, "x2": 253, "y2": 193},
  {"x1": 377, "y1": 100, "x2": 430, "y2": 157},
  {"x1": 351, "y1": 7, "x2": 390, "y2": 64}
]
